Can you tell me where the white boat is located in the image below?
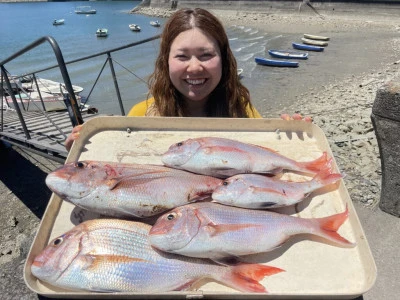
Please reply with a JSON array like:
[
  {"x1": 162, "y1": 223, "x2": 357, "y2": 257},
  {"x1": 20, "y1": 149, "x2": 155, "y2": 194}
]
[
  {"x1": 96, "y1": 28, "x2": 108, "y2": 37},
  {"x1": 129, "y1": 24, "x2": 141, "y2": 32},
  {"x1": 75, "y1": 6, "x2": 96, "y2": 14},
  {"x1": 301, "y1": 37, "x2": 328, "y2": 47},
  {"x1": 303, "y1": 34, "x2": 330, "y2": 41},
  {"x1": 52, "y1": 19, "x2": 65, "y2": 26},
  {"x1": 21, "y1": 77, "x2": 84, "y2": 96},
  {"x1": 4, "y1": 91, "x2": 84, "y2": 112},
  {"x1": 150, "y1": 20, "x2": 161, "y2": 27},
  {"x1": 237, "y1": 68, "x2": 243, "y2": 78}
]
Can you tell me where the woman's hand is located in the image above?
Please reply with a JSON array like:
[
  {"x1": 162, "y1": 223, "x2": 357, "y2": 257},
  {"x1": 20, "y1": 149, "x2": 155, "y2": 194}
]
[
  {"x1": 280, "y1": 113, "x2": 312, "y2": 123},
  {"x1": 65, "y1": 125, "x2": 83, "y2": 152}
]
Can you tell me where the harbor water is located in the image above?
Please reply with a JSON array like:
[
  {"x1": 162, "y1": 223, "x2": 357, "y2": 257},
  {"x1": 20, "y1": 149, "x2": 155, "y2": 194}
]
[{"x1": 0, "y1": 1, "x2": 304, "y2": 116}]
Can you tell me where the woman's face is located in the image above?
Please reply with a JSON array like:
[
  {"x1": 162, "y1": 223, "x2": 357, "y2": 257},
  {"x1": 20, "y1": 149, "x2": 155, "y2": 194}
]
[{"x1": 168, "y1": 28, "x2": 222, "y2": 104}]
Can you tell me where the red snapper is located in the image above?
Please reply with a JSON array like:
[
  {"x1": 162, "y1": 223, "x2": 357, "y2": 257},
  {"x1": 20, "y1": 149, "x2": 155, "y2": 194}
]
[
  {"x1": 149, "y1": 202, "x2": 355, "y2": 261},
  {"x1": 31, "y1": 219, "x2": 284, "y2": 293},
  {"x1": 162, "y1": 137, "x2": 331, "y2": 178}
]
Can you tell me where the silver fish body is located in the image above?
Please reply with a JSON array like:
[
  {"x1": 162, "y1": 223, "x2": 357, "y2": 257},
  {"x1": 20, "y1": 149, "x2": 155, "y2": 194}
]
[
  {"x1": 149, "y1": 202, "x2": 355, "y2": 260},
  {"x1": 31, "y1": 219, "x2": 283, "y2": 293},
  {"x1": 212, "y1": 171, "x2": 343, "y2": 208},
  {"x1": 45, "y1": 161, "x2": 222, "y2": 218},
  {"x1": 162, "y1": 137, "x2": 330, "y2": 178}
]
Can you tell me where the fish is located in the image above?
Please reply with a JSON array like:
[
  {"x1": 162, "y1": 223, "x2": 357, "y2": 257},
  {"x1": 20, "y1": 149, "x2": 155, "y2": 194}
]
[
  {"x1": 161, "y1": 137, "x2": 331, "y2": 178},
  {"x1": 211, "y1": 169, "x2": 343, "y2": 209},
  {"x1": 45, "y1": 161, "x2": 222, "y2": 218},
  {"x1": 149, "y1": 202, "x2": 355, "y2": 262},
  {"x1": 31, "y1": 219, "x2": 284, "y2": 293}
]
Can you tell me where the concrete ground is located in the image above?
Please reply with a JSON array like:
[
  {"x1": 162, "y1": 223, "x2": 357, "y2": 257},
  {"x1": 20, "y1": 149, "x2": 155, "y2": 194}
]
[{"x1": 0, "y1": 143, "x2": 399, "y2": 299}]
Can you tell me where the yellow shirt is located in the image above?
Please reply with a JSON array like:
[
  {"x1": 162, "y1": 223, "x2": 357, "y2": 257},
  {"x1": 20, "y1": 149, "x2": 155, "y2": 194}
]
[{"x1": 127, "y1": 97, "x2": 262, "y2": 118}]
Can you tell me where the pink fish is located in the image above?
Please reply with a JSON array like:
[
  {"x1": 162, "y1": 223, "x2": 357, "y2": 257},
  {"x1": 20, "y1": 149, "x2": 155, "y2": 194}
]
[
  {"x1": 162, "y1": 137, "x2": 331, "y2": 178},
  {"x1": 45, "y1": 161, "x2": 222, "y2": 218},
  {"x1": 149, "y1": 202, "x2": 355, "y2": 262},
  {"x1": 31, "y1": 219, "x2": 284, "y2": 293},
  {"x1": 212, "y1": 169, "x2": 343, "y2": 208}
]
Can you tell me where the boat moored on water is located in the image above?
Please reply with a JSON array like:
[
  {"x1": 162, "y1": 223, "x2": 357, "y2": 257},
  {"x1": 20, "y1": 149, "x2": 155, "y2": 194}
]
[
  {"x1": 150, "y1": 20, "x2": 161, "y2": 27},
  {"x1": 75, "y1": 6, "x2": 96, "y2": 14},
  {"x1": 268, "y1": 50, "x2": 308, "y2": 60},
  {"x1": 129, "y1": 24, "x2": 141, "y2": 32},
  {"x1": 292, "y1": 42, "x2": 324, "y2": 52},
  {"x1": 52, "y1": 19, "x2": 64, "y2": 26},
  {"x1": 96, "y1": 28, "x2": 108, "y2": 37},
  {"x1": 255, "y1": 57, "x2": 299, "y2": 68},
  {"x1": 3, "y1": 91, "x2": 85, "y2": 112}
]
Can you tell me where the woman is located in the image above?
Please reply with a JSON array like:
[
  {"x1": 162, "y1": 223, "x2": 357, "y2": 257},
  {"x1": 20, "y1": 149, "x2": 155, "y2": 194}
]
[
  {"x1": 65, "y1": 8, "x2": 307, "y2": 151},
  {"x1": 127, "y1": 8, "x2": 260, "y2": 118}
]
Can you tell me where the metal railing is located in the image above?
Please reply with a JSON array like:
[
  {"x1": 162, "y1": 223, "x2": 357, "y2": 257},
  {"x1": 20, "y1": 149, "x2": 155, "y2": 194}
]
[{"x1": 0, "y1": 34, "x2": 161, "y2": 141}]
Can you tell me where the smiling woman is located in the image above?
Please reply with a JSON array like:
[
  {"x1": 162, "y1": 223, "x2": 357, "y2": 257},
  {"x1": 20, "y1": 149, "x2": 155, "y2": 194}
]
[
  {"x1": 64, "y1": 8, "x2": 261, "y2": 151},
  {"x1": 127, "y1": 8, "x2": 261, "y2": 118}
]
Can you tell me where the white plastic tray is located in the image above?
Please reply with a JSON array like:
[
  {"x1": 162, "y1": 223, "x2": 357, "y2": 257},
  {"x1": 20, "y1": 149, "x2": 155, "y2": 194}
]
[{"x1": 24, "y1": 117, "x2": 377, "y2": 299}]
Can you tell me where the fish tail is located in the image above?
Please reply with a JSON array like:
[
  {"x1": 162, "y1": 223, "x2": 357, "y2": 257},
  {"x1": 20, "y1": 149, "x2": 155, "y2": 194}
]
[
  {"x1": 300, "y1": 152, "x2": 332, "y2": 173},
  {"x1": 313, "y1": 167, "x2": 343, "y2": 186},
  {"x1": 315, "y1": 204, "x2": 356, "y2": 247},
  {"x1": 220, "y1": 263, "x2": 285, "y2": 293}
]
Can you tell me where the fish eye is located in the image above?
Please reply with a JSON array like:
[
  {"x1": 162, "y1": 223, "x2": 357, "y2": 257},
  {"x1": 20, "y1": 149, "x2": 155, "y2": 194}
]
[
  {"x1": 222, "y1": 181, "x2": 228, "y2": 186},
  {"x1": 53, "y1": 237, "x2": 63, "y2": 246},
  {"x1": 75, "y1": 161, "x2": 85, "y2": 168},
  {"x1": 166, "y1": 213, "x2": 176, "y2": 220},
  {"x1": 177, "y1": 142, "x2": 183, "y2": 147}
]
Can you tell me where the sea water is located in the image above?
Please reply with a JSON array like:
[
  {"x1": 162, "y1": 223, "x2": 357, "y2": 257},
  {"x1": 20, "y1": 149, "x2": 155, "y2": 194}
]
[{"x1": 0, "y1": 1, "x2": 299, "y2": 116}]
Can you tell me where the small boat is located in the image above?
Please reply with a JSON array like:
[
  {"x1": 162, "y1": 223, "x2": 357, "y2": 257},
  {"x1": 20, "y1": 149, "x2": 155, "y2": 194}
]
[
  {"x1": 301, "y1": 38, "x2": 328, "y2": 47},
  {"x1": 292, "y1": 42, "x2": 324, "y2": 52},
  {"x1": 303, "y1": 34, "x2": 330, "y2": 41},
  {"x1": 268, "y1": 50, "x2": 308, "y2": 60},
  {"x1": 96, "y1": 28, "x2": 108, "y2": 37},
  {"x1": 150, "y1": 20, "x2": 161, "y2": 27},
  {"x1": 237, "y1": 68, "x2": 243, "y2": 78},
  {"x1": 255, "y1": 57, "x2": 299, "y2": 68},
  {"x1": 52, "y1": 19, "x2": 65, "y2": 26},
  {"x1": 4, "y1": 91, "x2": 84, "y2": 112},
  {"x1": 21, "y1": 77, "x2": 84, "y2": 95},
  {"x1": 75, "y1": 6, "x2": 96, "y2": 14},
  {"x1": 129, "y1": 24, "x2": 141, "y2": 32}
]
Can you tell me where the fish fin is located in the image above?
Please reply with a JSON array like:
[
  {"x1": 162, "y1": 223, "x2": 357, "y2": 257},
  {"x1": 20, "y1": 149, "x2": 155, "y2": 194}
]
[
  {"x1": 315, "y1": 204, "x2": 356, "y2": 247},
  {"x1": 206, "y1": 223, "x2": 262, "y2": 236},
  {"x1": 312, "y1": 168, "x2": 343, "y2": 186},
  {"x1": 212, "y1": 255, "x2": 243, "y2": 266},
  {"x1": 173, "y1": 279, "x2": 199, "y2": 291},
  {"x1": 251, "y1": 186, "x2": 287, "y2": 197},
  {"x1": 106, "y1": 170, "x2": 170, "y2": 190},
  {"x1": 221, "y1": 263, "x2": 285, "y2": 293},
  {"x1": 83, "y1": 254, "x2": 147, "y2": 270},
  {"x1": 299, "y1": 152, "x2": 332, "y2": 174}
]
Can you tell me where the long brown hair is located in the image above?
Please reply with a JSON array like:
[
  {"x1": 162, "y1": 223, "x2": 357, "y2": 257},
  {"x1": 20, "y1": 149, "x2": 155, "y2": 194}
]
[{"x1": 148, "y1": 8, "x2": 255, "y2": 117}]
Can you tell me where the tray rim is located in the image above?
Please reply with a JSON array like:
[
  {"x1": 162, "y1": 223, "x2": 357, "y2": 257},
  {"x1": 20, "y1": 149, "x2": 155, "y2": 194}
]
[{"x1": 24, "y1": 116, "x2": 377, "y2": 299}]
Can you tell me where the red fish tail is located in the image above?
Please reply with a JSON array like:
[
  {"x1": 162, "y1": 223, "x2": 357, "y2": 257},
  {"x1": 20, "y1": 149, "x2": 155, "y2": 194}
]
[
  {"x1": 313, "y1": 168, "x2": 343, "y2": 186},
  {"x1": 221, "y1": 263, "x2": 284, "y2": 293},
  {"x1": 315, "y1": 204, "x2": 356, "y2": 247},
  {"x1": 300, "y1": 152, "x2": 332, "y2": 174}
]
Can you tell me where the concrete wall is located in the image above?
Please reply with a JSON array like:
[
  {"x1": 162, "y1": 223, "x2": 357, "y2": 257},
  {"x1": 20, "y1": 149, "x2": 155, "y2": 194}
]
[{"x1": 148, "y1": 0, "x2": 400, "y2": 11}]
